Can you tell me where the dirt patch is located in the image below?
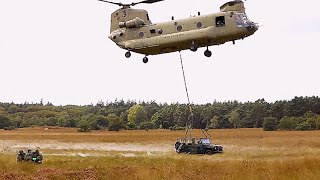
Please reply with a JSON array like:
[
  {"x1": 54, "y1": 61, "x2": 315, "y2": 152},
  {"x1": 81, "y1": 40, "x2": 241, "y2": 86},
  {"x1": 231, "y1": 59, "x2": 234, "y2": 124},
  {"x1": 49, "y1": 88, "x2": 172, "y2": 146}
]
[{"x1": 0, "y1": 140, "x2": 172, "y2": 154}]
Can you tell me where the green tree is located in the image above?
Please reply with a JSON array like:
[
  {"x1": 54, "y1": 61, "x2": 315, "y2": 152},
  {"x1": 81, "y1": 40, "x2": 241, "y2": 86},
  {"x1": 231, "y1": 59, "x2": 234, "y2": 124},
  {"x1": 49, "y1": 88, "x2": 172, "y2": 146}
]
[
  {"x1": 278, "y1": 116, "x2": 298, "y2": 130},
  {"x1": 263, "y1": 117, "x2": 278, "y2": 131},
  {"x1": 46, "y1": 117, "x2": 58, "y2": 126},
  {"x1": 210, "y1": 115, "x2": 219, "y2": 129},
  {"x1": 229, "y1": 110, "x2": 240, "y2": 128},
  {"x1": 96, "y1": 115, "x2": 109, "y2": 128},
  {"x1": 0, "y1": 115, "x2": 12, "y2": 129},
  {"x1": 8, "y1": 105, "x2": 19, "y2": 114},
  {"x1": 77, "y1": 119, "x2": 90, "y2": 132},
  {"x1": 107, "y1": 113, "x2": 125, "y2": 131},
  {"x1": 127, "y1": 105, "x2": 147, "y2": 125},
  {"x1": 120, "y1": 111, "x2": 128, "y2": 124},
  {"x1": 316, "y1": 116, "x2": 320, "y2": 130},
  {"x1": 11, "y1": 115, "x2": 22, "y2": 128}
]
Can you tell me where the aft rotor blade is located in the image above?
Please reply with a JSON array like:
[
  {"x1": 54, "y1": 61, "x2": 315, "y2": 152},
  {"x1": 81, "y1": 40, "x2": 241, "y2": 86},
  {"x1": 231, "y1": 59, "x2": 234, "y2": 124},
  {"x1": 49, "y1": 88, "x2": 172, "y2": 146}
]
[{"x1": 97, "y1": 0, "x2": 123, "y2": 6}]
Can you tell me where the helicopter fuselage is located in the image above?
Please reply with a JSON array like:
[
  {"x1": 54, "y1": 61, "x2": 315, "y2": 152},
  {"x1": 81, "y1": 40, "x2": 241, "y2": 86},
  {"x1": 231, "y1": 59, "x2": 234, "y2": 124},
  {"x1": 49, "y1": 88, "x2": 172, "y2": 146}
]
[{"x1": 109, "y1": 11, "x2": 258, "y2": 55}]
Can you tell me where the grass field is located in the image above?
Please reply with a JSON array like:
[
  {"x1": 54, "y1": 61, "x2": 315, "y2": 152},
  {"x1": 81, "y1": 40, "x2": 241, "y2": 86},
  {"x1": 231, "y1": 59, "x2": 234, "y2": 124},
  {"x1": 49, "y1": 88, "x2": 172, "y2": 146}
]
[{"x1": 1, "y1": 127, "x2": 320, "y2": 179}]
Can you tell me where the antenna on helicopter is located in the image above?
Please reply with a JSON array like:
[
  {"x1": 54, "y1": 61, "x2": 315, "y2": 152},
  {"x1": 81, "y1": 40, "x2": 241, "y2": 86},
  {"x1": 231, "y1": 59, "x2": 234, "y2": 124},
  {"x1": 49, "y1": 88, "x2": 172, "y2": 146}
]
[{"x1": 98, "y1": 0, "x2": 164, "y2": 8}]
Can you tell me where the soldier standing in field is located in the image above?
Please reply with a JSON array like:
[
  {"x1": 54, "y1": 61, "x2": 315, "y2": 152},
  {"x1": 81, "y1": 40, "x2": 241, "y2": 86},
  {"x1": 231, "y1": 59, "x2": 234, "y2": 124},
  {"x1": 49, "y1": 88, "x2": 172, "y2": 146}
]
[{"x1": 24, "y1": 149, "x2": 32, "y2": 161}]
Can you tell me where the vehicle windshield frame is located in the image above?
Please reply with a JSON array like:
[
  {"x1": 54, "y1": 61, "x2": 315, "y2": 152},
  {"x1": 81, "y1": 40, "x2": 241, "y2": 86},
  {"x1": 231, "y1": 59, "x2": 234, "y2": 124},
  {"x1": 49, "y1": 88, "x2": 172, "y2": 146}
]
[{"x1": 200, "y1": 138, "x2": 211, "y2": 145}]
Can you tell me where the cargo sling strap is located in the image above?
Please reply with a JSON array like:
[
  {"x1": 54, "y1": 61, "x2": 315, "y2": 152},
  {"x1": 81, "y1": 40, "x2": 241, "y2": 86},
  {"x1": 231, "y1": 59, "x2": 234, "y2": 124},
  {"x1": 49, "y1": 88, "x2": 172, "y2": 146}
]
[{"x1": 179, "y1": 51, "x2": 212, "y2": 139}]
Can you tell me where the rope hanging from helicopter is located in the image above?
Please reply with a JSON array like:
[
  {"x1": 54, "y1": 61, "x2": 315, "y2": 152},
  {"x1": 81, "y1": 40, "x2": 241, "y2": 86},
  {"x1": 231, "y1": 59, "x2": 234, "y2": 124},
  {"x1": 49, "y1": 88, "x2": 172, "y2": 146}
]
[{"x1": 178, "y1": 51, "x2": 212, "y2": 139}]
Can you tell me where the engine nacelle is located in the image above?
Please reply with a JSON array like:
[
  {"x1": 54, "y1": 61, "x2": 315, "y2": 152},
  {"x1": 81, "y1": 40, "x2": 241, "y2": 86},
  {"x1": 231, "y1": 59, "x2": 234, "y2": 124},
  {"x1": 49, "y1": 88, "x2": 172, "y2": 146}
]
[{"x1": 119, "y1": 17, "x2": 145, "y2": 29}]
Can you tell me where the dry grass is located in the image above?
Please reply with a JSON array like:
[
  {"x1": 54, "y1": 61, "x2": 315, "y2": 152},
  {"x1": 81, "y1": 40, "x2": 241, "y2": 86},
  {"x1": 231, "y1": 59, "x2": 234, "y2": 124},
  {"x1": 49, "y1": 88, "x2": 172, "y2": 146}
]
[{"x1": 1, "y1": 128, "x2": 320, "y2": 179}]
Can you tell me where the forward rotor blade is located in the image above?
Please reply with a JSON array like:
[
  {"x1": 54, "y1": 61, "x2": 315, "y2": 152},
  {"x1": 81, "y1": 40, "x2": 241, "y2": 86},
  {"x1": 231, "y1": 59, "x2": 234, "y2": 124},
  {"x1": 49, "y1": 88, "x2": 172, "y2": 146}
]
[
  {"x1": 139, "y1": 0, "x2": 164, "y2": 4},
  {"x1": 132, "y1": 0, "x2": 164, "y2": 6},
  {"x1": 97, "y1": 0, "x2": 123, "y2": 6}
]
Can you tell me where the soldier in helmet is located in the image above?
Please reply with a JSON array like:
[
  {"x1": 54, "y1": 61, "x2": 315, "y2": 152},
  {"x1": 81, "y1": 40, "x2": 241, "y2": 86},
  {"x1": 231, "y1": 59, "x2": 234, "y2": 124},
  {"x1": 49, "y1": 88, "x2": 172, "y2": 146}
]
[
  {"x1": 32, "y1": 149, "x2": 40, "y2": 158},
  {"x1": 24, "y1": 149, "x2": 32, "y2": 161},
  {"x1": 16, "y1": 150, "x2": 25, "y2": 162}
]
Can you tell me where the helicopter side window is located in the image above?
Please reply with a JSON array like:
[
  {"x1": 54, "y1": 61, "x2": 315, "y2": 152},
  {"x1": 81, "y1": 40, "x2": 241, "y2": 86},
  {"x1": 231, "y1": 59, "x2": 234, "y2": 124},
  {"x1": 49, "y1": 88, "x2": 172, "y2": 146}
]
[
  {"x1": 139, "y1": 32, "x2": 144, "y2": 38},
  {"x1": 216, "y1": 16, "x2": 225, "y2": 27},
  {"x1": 150, "y1": 29, "x2": 156, "y2": 34},
  {"x1": 177, "y1": 25, "x2": 183, "y2": 32},
  {"x1": 196, "y1": 22, "x2": 203, "y2": 28},
  {"x1": 158, "y1": 29, "x2": 163, "y2": 34}
]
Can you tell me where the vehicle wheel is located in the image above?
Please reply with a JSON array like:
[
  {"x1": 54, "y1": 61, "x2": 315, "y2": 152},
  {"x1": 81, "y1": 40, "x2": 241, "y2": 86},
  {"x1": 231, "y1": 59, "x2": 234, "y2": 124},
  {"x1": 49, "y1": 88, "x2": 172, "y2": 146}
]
[
  {"x1": 190, "y1": 44, "x2": 198, "y2": 52},
  {"x1": 143, "y1": 56, "x2": 148, "y2": 63},
  {"x1": 205, "y1": 150, "x2": 213, "y2": 155},
  {"x1": 125, "y1": 51, "x2": 131, "y2": 58},
  {"x1": 204, "y1": 49, "x2": 212, "y2": 57}
]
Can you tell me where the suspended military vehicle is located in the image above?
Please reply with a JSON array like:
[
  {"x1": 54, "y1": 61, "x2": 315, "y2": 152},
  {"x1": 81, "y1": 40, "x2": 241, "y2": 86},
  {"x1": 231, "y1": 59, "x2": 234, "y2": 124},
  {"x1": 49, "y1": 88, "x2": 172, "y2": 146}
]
[
  {"x1": 175, "y1": 137, "x2": 223, "y2": 155},
  {"x1": 99, "y1": 0, "x2": 258, "y2": 63}
]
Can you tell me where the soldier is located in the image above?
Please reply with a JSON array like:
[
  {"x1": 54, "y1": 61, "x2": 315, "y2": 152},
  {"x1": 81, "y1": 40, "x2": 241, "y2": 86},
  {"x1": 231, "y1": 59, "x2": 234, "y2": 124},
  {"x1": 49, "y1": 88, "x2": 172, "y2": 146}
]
[
  {"x1": 32, "y1": 150, "x2": 40, "y2": 158},
  {"x1": 16, "y1": 150, "x2": 25, "y2": 162},
  {"x1": 24, "y1": 149, "x2": 32, "y2": 161}
]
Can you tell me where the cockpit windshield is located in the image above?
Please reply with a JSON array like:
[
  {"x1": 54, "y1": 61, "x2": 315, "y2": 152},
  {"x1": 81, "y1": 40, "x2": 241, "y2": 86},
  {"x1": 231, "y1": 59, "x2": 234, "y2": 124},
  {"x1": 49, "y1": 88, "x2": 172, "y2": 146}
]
[{"x1": 235, "y1": 13, "x2": 253, "y2": 27}]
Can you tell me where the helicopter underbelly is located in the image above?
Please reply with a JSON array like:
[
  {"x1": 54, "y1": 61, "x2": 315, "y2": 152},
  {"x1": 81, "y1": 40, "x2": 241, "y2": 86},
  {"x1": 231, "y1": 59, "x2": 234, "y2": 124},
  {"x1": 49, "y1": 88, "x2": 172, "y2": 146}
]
[{"x1": 118, "y1": 27, "x2": 249, "y2": 55}]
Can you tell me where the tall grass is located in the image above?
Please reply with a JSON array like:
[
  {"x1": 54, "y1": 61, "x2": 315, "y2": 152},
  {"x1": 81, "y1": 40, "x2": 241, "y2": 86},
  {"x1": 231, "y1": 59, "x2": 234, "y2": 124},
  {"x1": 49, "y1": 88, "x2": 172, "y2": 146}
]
[
  {"x1": 2, "y1": 154, "x2": 320, "y2": 179},
  {"x1": 2, "y1": 128, "x2": 320, "y2": 179}
]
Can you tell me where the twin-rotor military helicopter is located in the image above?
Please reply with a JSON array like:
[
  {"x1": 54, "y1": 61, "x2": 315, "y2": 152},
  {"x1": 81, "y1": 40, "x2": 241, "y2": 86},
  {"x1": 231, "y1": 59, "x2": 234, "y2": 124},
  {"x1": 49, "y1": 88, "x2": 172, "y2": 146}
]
[{"x1": 99, "y1": 0, "x2": 258, "y2": 63}]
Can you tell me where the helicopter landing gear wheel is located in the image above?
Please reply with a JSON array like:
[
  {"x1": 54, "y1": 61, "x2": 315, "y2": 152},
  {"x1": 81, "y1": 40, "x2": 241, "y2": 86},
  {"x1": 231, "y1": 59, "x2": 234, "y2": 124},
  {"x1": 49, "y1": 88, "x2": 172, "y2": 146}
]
[
  {"x1": 204, "y1": 48, "x2": 212, "y2": 57},
  {"x1": 190, "y1": 41, "x2": 198, "y2": 52},
  {"x1": 143, "y1": 56, "x2": 149, "y2": 63},
  {"x1": 125, "y1": 51, "x2": 131, "y2": 58}
]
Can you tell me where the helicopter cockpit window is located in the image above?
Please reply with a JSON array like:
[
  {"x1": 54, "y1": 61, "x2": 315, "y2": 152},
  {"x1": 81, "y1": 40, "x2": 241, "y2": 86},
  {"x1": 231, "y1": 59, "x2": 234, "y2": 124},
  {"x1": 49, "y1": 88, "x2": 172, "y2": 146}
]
[
  {"x1": 177, "y1": 25, "x2": 183, "y2": 31},
  {"x1": 146, "y1": 14, "x2": 150, "y2": 21},
  {"x1": 216, "y1": 16, "x2": 225, "y2": 27}
]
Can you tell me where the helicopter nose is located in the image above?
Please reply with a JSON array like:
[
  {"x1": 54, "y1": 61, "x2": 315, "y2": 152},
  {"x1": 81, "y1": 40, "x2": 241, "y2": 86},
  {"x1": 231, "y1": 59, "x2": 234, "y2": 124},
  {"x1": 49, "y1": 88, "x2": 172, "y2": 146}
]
[{"x1": 246, "y1": 22, "x2": 258, "y2": 33}]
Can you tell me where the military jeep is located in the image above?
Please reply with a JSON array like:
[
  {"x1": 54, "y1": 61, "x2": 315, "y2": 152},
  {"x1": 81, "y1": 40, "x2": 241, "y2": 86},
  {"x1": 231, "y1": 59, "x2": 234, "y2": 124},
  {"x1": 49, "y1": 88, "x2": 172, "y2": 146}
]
[{"x1": 175, "y1": 138, "x2": 223, "y2": 155}]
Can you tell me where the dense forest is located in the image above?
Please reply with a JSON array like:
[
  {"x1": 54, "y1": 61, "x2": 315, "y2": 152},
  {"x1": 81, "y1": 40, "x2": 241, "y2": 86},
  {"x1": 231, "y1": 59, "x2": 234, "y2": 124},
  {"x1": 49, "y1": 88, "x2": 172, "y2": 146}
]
[{"x1": 1, "y1": 96, "x2": 320, "y2": 131}]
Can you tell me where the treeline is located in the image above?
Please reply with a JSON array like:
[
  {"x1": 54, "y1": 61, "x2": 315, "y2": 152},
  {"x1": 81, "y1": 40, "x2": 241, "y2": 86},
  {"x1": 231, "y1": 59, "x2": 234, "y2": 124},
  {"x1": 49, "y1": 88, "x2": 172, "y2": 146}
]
[{"x1": 0, "y1": 96, "x2": 320, "y2": 131}]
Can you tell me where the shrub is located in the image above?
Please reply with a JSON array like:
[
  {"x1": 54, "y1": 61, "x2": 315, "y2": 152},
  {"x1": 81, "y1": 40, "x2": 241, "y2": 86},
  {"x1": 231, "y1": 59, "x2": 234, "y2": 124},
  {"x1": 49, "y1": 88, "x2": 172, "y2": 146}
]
[
  {"x1": 278, "y1": 117, "x2": 297, "y2": 131},
  {"x1": 77, "y1": 128, "x2": 90, "y2": 132},
  {"x1": 263, "y1": 117, "x2": 278, "y2": 131},
  {"x1": 107, "y1": 114, "x2": 125, "y2": 132},
  {"x1": 139, "y1": 122, "x2": 156, "y2": 130},
  {"x1": 4, "y1": 126, "x2": 16, "y2": 130},
  {"x1": 296, "y1": 122, "x2": 312, "y2": 131},
  {"x1": 126, "y1": 122, "x2": 137, "y2": 130},
  {"x1": 169, "y1": 126, "x2": 185, "y2": 131},
  {"x1": 77, "y1": 119, "x2": 90, "y2": 132}
]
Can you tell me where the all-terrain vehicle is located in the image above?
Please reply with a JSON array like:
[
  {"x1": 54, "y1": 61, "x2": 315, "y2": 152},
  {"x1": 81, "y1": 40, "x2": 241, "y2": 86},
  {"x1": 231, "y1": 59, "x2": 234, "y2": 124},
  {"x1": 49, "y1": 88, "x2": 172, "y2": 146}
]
[
  {"x1": 16, "y1": 149, "x2": 43, "y2": 164},
  {"x1": 175, "y1": 138, "x2": 223, "y2": 155}
]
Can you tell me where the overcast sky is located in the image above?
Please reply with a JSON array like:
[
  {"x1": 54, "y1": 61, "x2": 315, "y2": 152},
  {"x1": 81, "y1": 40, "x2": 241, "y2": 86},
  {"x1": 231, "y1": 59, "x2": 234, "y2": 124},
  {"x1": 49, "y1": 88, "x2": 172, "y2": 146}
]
[{"x1": 1, "y1": 0, "x2": 319, "y2": 105}]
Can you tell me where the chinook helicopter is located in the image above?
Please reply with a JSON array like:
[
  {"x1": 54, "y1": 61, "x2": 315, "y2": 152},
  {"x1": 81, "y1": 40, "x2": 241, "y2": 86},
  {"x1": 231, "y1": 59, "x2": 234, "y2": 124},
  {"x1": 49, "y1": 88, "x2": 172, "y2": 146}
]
[{"x1": 99, "y1": 0, "x2": 258, "y2": 63}]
